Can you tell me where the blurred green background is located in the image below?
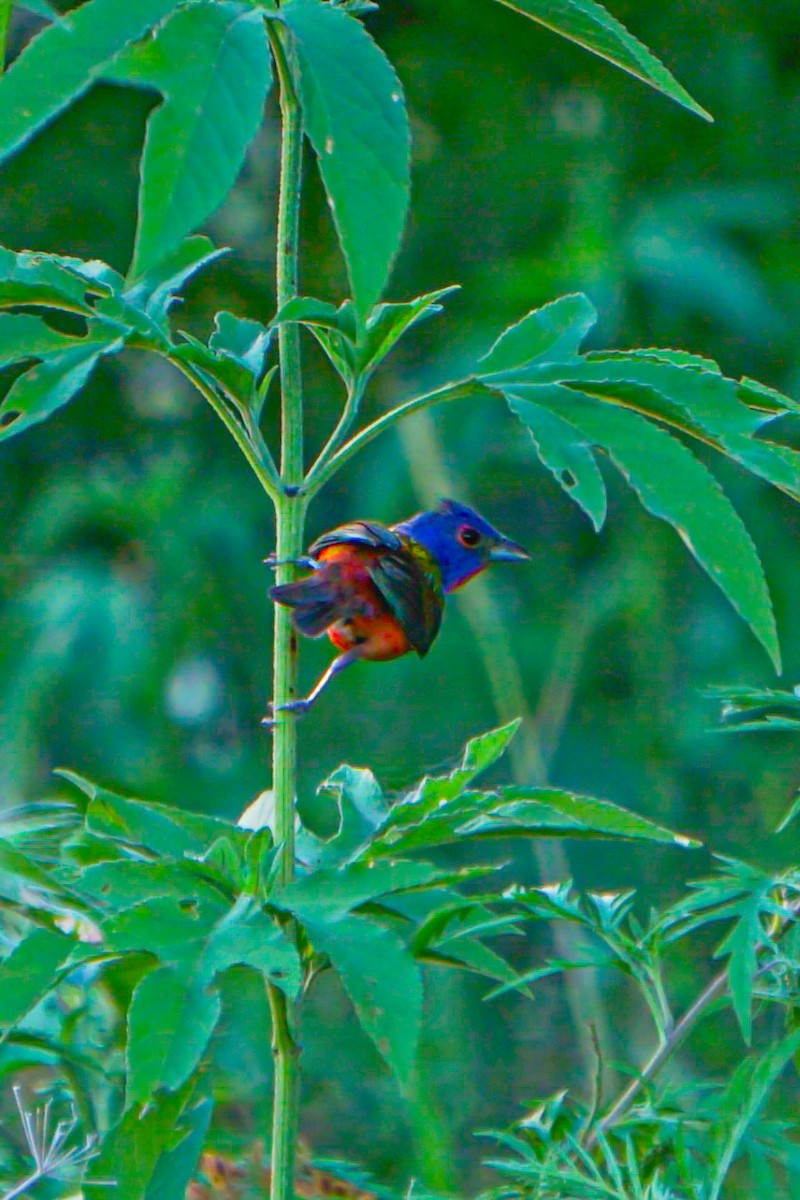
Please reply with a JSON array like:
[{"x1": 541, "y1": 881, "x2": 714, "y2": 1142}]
[{"x1": 2, "y1": 0, "x2": 800, "y2": 1191}]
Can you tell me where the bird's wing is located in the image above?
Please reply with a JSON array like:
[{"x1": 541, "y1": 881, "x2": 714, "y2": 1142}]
[
  {"x1": 309, "y1": 520, "x2": 403, "y2": 558},
  {"x1": 366, "y1": 538, "x2": 444, "y2": 657}
]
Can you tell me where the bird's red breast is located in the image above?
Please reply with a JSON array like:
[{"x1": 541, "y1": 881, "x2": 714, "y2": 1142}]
[{"x1": 315, "y1": 543, "x2": 413, "y2": 661}]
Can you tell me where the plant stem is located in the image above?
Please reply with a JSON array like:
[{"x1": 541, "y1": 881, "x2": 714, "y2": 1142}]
[
  {"x1": 267, "y1": 983, "x2": 301, "y2": 1200},
  {"x1": 170, "y1": 357, "x2": 281, "y2": 498},
  {"x1": 269, "y1": 21, "x2": 305, "y2": 1200},
  {"x1": 587, "y1": 970, "x2": 728, "y2": 1145}
]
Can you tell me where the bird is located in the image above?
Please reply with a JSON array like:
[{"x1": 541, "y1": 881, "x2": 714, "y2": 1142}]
[{"x1": 262, "y1": 499, "x2": 530, "y2": 724}]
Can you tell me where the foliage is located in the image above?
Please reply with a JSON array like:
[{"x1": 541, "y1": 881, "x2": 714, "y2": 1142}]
[{"x1": 0, "y1": 0, "x2": 798, "y2": 1198}]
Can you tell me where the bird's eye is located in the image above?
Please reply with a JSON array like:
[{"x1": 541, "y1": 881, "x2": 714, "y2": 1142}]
[{"x1": 458, "y1": 525, "x2": 482, "y2": 548}]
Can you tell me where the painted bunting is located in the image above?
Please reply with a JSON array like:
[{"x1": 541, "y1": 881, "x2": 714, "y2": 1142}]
[{"x1": 263, "y1": 499, "x2": 529, "y2": 724}]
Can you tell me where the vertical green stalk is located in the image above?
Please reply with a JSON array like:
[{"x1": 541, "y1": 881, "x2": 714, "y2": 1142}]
[
  {"x1": 269, "y1": 22, "x2": 304, "y2": 1200},
  {"x1": 271, "y1": 24, "x2": 305, "y2": 882}
]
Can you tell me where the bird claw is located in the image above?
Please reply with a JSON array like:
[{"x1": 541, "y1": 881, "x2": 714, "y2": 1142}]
[
  {"x1": 260, "y1": 699, "x2": 313, "y2": 729},
  {"x1": 263, "y1": 554, "x2": 319, "y2": 571}
]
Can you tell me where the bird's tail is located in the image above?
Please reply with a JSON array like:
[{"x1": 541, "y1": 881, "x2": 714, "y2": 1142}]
[{"x1": 270, "y1": 575, "x2": 339, "y2": 638}]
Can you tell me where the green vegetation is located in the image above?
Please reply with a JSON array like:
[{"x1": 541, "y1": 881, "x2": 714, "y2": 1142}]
[{"x1": 0, "y1": 0, "x2": 799, "y2": 1197}]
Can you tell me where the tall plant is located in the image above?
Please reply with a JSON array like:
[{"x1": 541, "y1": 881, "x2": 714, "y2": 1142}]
[{"x1": 0, "y1": 1, "x2": 799, "y2": 1197}]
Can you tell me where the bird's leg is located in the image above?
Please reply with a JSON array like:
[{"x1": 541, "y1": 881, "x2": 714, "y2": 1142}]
[
  {"x1": 263, "y1": 553, "x2": 320, "y2": 571},
  {"x1": 261, "y1": 650, "x2": 359, "y2": 727}
]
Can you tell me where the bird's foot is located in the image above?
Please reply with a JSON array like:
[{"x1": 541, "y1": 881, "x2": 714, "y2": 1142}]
[
  {"x1": 260, "y1": 698, "x2": 313, "y2": 729},
  {"x1": 263, "y1": 554, "x2": 319, "y2": 571}
]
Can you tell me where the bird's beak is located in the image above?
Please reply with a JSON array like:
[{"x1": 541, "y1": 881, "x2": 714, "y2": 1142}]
[{"x1": 490, "y1": 537, "x2": 531, "y2": 563}]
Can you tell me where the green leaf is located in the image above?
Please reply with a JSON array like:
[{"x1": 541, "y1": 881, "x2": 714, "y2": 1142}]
[
  {"x1": 480, "y1": 293, "x2": 597, "y2": 373},
  {"x1": 84, "y1": 1078, "x2": 200, "y2": 1200},
  {"x1": 374, "y1": 720, "x2": 521, "y2": 845},
  {"x1": 282, "y1": 0, "x2": 410, "y2": 321},
  {"x1": 203, "y1": 911, "x2": 302, "y2": 996},
  {"x1": 273, "y1": 295, "x2": 352, "y2": 332},
  {"x1": 0, "y1": 928, "x2": 74, "y2": 1037},
  {"x1": 709, "y1": 684, "x2": 800, "y2": 735},
  {"x1": 144, "y1": 1095, "x2": 213, "y2": 1200},
  {"x1": 123, "y1": 235, "x2": 226, "y2": 321},
  {"x1": 0, "y1": 312, "x2": 85, "y2": 365},
  {"x1": 272, "y1": 295, "x2": 358, "y2": 382},
  {"x1": 510, "y1": 387, "x2": 781, "y2": 671},
  {"x1": 491, "y1": 0, "x2": 712, "y2": 121},
  {"x1": 0, "y1": 837, "x2": 89, "y2": 912},
  {"x1": 74, "y1": 860, "x2": 234, "y2": 914},
  {"x1": 108, "y1": 5, "x2": 272, "y2": 277},
  {"x1": 72, "y1": 774, "x2": 248, "y2": 860},
  {"x1": 104, "y1": 894, "x2": 229, "y2": 968},
  {"x1": 380, "y1": 785, "x2": 699, "y2": 856},
  {"x1": 0, "y1": 337, "x2": 118, "y2": 442},
  {"x1": 210, "y1": 310, "x2": 272, "y2": 378},
  {"x1": 531, "y1": 352, "x2": 800, "y2": 503},
  {"x1": 357, "y1": 286, "x2": 460, "y2": 377},
  {"x1": 0, "y1": 0, "x2": 184, "y2": 165},
  {"x1": 306, "y1": 913, "x2": 421, "y2": 1091},
  {"x1": 280, "y1": 860, "x2": 446, "y2": 922},
  {"x1": 300, "y1": 764, "x2": 389, "y2": 867},
  {"x1": 506, "y1": 393, "x2": 606, "y2": 530},
  {"x1": 127, "y1": 964, "x2": 221, "y2": 1104},
  {"x1": 0, "y1": 245, "x2": 120, "y2": 312},
  {"x1": 709, "y1": 1031, "x2": 800, "y2": 1200}
]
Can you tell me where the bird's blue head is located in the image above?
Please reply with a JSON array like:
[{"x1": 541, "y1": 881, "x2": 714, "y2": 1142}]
[{"x1": 395, "y1": 499, "x2": 530, "y2": 593}]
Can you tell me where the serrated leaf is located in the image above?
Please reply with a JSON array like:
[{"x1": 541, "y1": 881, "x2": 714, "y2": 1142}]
[
  {"x1": 127, "y1": 964, "x2": 221, "y2": 1104},
  {"x1": 75, "y1": 775, "x2": 247, "y2": 860},
  {"x1": 124, "y1": 235, "x2": 226, "y2": 321},
  {"x1": 144, "y1": 1095, "x2": 213, "y2": 1200},
  {"x1": 74, "y1": 861, "x2": 233, "y2": 914},
  {"x1": 375, "y1": 720, "x2": 521, "y2": 843},
  {"x1": 0, "y1": 245, "x2": 122, "y2": 313},
  {"x1": 104, "y1": 894, "x2": 229, "y2": 970},
  {"x1": 530, "y1": 353, "x2": 800, "y2": 503},
  {"x1": 382, "y1": 785, "x2": 699, "y2": 856},
  {"x1": 0, "y1": 0, "x2": 184, "y2": 165},
  {"x1": 0, "y1": 312, "x2": 85, "y2": 365},
  {"x1": 506, "y1": 392, "x2": 606, "y2": 530},
  {"x1": 492, "y1": 0, "x2": 711, "y2": 120},
  {"x1": 171, "y1": 336, "x2": 255, "y2": 403},
  {"x1": 280, "y1": 860, "x2": 446, "y2": 923},
  {"x1": 301, "y1": 764, "x2": 389, "y2": 868},
  {"x1": 282, "y1": 0, "x2": 410, "y2": 321},
  {"x1": 357, "y1": 286, "x2": 459, "y2": 377},
  {"x1": 481, "y1": 293, "x2": 597, "y2": 373},
  {"x1": 273, "y1": 295, "x2": 351, "y2": 331},
  {"x1": 709, "y1": 684, "x2": 800, "y2": 735},
  {"x1": 306, "y1": 913, "x2": 421, "y2": 1091},
  {"x1": 202, "y1": 912, "x2": 302, "y2": 996},
  {"x1": 0, "y1": 337, "x2": 117, "y2": 442},
  {"x1": 510, "y1": 387, "x2": 781, "y2": 671},
  {"x1": 108, "y1": 5, "x2": 272, "y2": 277},
  {"x1": 210, "y1": 310, "x2": 272, "y2": 377},
  {"x1": 84, "y1": 1078, "x2": 199, "y2": 1200},
  {"x1": 0, "y1": 928, "x2": 74, "y2": 1037},
  {"x1": 709, "y1": 1031, "x2": 800, "y2": 1199}
]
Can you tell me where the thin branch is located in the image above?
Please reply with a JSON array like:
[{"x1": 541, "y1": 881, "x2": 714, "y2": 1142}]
[
  {"x1": 587, "y1": 970, "x2": 728, "y2": 1146},
  {"x1": 168, "y1": 356, "x2": 281, "y2": 499},
  {"x1": 306, "y1": 375, "x2": 365, "y2": 483},
  {"x1": 303, "y1": 377, "x2": 484, "y2": 496}
]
